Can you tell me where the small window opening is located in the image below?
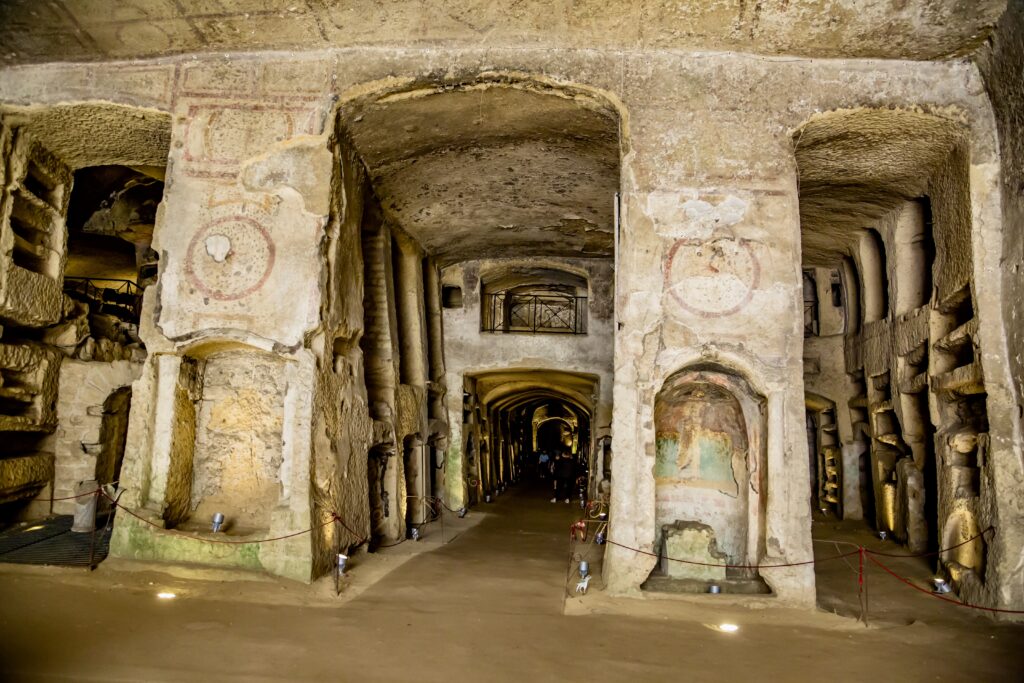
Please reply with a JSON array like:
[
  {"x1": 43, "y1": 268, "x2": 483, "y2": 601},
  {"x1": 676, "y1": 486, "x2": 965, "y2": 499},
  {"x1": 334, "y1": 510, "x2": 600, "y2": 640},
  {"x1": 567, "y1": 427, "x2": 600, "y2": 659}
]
[
  {"x1": 442, "y1": 285, "x2": 463, "y2": 309},
  {"x1": 480, "y1": 267, "x2": 588, "y2": 335},
  {"x1": 830, "y1": 270, "x2": 843, "y2": 308}
]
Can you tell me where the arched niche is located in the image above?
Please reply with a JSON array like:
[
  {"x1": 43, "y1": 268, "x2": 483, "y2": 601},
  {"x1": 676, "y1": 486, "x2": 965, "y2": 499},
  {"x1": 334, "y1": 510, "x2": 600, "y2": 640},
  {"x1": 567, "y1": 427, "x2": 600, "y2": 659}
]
[
  {"x1": 532, "y1": 401, "x2": 580, "y2": 454},
  {"x1": 162, "y1": 342, "x2": 290, "y2": 535},
  {"x1": 652, "y1": 365, "x2": 767, "y2": 581},
  {"x1": 804, "y1": 392, "x2": 841, "y2": 517},
  {"x1": 941, "y1": 508, "x2": 986, "y2": 586}
]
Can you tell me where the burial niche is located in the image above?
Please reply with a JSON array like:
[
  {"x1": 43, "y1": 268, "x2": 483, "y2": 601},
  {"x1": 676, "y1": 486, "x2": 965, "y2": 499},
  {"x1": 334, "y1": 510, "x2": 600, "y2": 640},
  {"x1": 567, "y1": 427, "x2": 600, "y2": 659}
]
[
  {"x1": 647, "y1": 366, "x2": 768, "y2": 594},
  {"x1": 163, "y1": 347, "x2": 288, "y2": 535}
]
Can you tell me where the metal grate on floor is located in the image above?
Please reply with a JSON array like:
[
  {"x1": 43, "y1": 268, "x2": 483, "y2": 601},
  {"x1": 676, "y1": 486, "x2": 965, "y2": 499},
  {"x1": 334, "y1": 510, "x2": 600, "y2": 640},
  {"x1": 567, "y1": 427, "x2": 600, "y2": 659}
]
[{"x1": 0, "y1": 514, "x2": 113, "y2": 567}]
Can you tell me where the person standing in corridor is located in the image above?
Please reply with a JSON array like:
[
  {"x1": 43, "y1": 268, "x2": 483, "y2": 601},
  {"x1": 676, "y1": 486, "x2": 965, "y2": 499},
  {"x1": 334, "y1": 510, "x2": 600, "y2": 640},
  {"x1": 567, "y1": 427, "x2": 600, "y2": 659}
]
[{"x1": 551, "y1": 450, "x2": 576, "y2": 504}]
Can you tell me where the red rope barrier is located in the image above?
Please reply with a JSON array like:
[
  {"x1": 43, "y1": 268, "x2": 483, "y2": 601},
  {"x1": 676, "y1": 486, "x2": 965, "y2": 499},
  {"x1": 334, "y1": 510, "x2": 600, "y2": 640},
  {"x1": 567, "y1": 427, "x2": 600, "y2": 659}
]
[
  {"x1": 866, "y1": 553, "x2": 1024, "y2": 614},
  {"x1": 99, "y1": 491, "x2": 450, "y2": 550},
  {"x1": 865, "y1": 527, "x2": 995, "y2": 558},
  {"x1": 51, "y1": 490, "x2": 1024, "y2": 614},
  {"x1": 408, "y1": 494, "x2": 464, "y2": 515},
  {"x1": 48, "y1": 488, "x2": 102, "y2": 501},
  {"x1": 605, "y1": 526, "x2": 997, "y2": 571},
  {"x1": 605, "y1": 526, "x2": 1023, "y2": 614},
  {"x1": 605, "y1": 538, "x2": 861, "y2": 569},
  {"x1": 103, "y1": 491, "x2": 339, "y2": 545},
  {"x1": 333, "y1": 515, "x2": 368, "y2": 546}
]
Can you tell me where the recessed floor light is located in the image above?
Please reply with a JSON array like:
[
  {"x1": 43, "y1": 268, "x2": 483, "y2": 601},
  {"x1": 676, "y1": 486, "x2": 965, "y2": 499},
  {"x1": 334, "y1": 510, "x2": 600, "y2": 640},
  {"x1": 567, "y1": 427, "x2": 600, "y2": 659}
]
[
  {"x1": 704, "y1": 622, "x2": 741, "y2": 633},
  {"x1": 156, "y1": 592, "x2": 177, "y2": 600}
]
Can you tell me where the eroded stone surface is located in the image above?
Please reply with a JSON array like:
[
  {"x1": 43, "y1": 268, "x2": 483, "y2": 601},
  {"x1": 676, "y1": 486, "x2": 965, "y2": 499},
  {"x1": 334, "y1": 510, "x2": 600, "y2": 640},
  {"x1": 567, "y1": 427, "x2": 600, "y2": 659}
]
[
  {"x1": 661, "y1": 520, "x2": 728, "y2": 582},
  {"x1": 0, "y1": 1, "x2": 1007, "y2": 64},
  {"x1": 0, "y1": 451, "x2": 53, "y2": 503}
]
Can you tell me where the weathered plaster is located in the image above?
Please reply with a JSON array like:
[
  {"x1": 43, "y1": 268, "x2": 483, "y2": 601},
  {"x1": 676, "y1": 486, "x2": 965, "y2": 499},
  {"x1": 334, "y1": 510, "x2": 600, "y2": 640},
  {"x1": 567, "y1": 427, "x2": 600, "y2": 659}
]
[{"x1": 0, "y1": 40, "x2": 1014, "y2": 615}]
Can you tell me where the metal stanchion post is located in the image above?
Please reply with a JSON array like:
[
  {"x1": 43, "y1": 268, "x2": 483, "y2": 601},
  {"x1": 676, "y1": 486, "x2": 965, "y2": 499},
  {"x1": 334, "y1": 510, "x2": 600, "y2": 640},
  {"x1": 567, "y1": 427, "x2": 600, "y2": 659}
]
[
  {"x1": 864, "y1": 553, "x2": 870, "y2": 626},
  {"x1": 440, "y1": 498, "x2": 446, "y2": 544},
  {"x1": 858, "y1": 547, "x2": 869, "y2": 626},
  {"x1": 88, "y1": 489, "x2": 99, "y2": 571}
]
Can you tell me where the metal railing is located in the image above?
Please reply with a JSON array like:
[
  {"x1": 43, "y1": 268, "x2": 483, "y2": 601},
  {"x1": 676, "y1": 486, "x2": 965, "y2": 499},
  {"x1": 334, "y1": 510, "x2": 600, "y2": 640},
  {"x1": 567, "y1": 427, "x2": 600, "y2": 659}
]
[
  {"x1": 804, "y1": 300, "x2": 819, "y2": 338},
  {"x1": 482, "y1": 292, "x2": 587, "y2": 335},
  {"x1": 64, "y1": 277, "x2": 142, "y2": 322}
]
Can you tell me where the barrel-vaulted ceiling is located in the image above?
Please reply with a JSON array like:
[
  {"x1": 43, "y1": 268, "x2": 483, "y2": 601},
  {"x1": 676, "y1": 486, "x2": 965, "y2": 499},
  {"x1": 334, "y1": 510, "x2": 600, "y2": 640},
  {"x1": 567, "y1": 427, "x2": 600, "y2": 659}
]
[
  {"x1": 341, "y1": 82, "x2": 620, "y2": 263},
  {"x1": 0, "y1": 1, "x2": 1008, "y2": 65},
  {"x1": 795, "y1": 108, "x2": 966, "y2": 266},
  {"x1": 474, "y1": 369, "x2": 599, "y2": 416}
]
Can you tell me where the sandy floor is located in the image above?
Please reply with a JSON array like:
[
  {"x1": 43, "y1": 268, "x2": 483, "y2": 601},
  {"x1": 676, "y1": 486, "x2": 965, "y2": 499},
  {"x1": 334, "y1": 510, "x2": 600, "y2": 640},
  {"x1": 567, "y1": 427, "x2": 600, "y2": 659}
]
[{"x1": 1, "y1": 483, "x2": 1021, "y2": 682}]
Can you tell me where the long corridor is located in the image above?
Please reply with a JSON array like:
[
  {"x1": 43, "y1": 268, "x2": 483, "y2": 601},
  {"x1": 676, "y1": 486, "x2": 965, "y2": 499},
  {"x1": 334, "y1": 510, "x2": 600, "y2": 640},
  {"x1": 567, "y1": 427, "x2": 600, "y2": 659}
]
[{"x1": 1, "y1": 485, "x2": 1022, "y2": 682}]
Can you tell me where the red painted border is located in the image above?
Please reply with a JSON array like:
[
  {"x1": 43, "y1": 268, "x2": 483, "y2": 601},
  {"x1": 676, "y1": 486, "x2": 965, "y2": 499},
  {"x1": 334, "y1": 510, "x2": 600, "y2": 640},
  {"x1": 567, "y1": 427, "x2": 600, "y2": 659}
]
[
  {"x1": 665, "y1": 238, "x2": 761, "y2": 318},
  {"x1": 184, "y1": 215, "x2": 276, "y2": 302}
]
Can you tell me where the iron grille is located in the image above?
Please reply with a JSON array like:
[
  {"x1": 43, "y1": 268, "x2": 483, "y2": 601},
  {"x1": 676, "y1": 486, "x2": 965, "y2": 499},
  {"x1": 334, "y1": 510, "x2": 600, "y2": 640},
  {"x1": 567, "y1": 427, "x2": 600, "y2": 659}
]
[
  {"x1": 483, "y1": 292, "x2": 587, "y2": 335},
  {"x1": 804, "y1": 300, "x2": 819, "y2": 338},
  {"x1": 64, "y1": 277, "x2": 143, "y2": 322}
]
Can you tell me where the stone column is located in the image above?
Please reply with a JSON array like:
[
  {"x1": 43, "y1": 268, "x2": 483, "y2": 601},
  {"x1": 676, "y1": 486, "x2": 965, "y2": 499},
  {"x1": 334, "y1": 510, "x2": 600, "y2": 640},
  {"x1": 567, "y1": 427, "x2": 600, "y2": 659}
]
[
  {"x1": 605, "y1": 105, "x2": 815, "y2": 605},
  {"x1": 392, "y1": 234, "x2": 430, "y2": 525},
  {"x1": 110, "y1": 59, "x2": 335, "y2": 582}
]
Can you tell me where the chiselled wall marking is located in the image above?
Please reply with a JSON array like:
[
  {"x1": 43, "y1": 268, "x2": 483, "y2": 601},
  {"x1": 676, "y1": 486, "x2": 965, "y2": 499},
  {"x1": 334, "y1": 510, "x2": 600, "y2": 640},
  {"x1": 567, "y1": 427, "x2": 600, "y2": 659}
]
[
  {"x1": 176, "y1": 60, "x2": 329, "y2": 179},
  {"x1": 182, "y1": 103, "x2": 317, "y2": 178}
]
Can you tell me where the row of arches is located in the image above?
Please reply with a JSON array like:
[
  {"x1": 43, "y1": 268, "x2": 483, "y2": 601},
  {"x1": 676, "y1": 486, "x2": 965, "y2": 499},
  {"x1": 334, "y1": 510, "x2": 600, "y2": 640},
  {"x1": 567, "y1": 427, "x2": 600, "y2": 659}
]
[{"x1": 0, "y1": 74, "x2": 1009, "y2": 612}]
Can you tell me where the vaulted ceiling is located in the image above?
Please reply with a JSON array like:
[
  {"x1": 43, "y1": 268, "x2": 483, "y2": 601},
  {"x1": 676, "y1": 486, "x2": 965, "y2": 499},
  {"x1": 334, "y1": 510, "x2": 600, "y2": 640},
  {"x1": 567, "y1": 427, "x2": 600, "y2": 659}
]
[
  {"x1": 341, "y1": 82, "x2": 620, "y2": 263},
  {"x1": 795, "y1": 108, "x2": 966, "y2": 266}
]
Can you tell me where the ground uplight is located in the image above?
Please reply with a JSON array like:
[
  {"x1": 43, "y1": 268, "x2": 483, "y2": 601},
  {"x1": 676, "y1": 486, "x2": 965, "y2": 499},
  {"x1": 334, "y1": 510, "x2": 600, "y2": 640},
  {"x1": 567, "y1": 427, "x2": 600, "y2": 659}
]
[
  {"x1": 156, "y1": 592, "x2": 177, "y2": 600},
  {"x1": 703, "y1": 622, "x2": 741, "y2": 634}
]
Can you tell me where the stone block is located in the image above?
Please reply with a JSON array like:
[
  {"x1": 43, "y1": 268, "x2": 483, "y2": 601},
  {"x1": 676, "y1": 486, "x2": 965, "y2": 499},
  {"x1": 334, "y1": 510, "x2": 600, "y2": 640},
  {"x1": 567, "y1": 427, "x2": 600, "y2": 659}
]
[
  {"x1": 660, "y1": 520, "x2": 728, "y2": 582},
  {"x1": 0, "y1": 452, "x2": 54, "y2": 503},
  {"x1": 0, "y1": 341, "x2": 61, "y2": 432},
  {"x1": 40, "y1": 315, "x2": 89, "y2": 353},
  {"x1": 0, "y1": 126, "x2": 71, "y2": 327}
]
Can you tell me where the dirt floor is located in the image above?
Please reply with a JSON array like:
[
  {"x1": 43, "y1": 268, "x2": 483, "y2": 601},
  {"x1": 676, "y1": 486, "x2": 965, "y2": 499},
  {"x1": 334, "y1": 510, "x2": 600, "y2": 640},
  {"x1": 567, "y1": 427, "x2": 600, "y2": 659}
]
[{"x1": 1, "y1": 483, "x2": 1022, "y2": 682}]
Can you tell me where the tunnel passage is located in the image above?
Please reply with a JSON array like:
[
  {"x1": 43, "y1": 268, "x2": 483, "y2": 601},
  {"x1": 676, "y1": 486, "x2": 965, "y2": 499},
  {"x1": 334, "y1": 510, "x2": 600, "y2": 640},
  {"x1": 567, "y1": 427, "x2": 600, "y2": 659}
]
[
  {"x1": 795, "y1": 108, "x2": 990, "y2": 599},
  {"x1": 462, "y1": 369, "x2": 598, "y2": 505},
  {"x1": 321, "y1": 75, "x2": 620, "y2": 555},
  {"x1": 336, "y1": 77, "x2": 620, "y2": 263}
]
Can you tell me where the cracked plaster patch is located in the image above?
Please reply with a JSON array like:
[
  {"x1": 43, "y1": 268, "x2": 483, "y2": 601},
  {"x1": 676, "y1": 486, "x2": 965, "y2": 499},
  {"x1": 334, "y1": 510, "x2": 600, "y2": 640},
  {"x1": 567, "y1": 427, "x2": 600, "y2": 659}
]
[
  {"x1": 205, "y1": 234, "x2": 232, "y2": 262},
  {"x1": 241, "y1": 136, "x2": 332, "y2": 216},
  {"x1": 647, "y1": 193, "x2": 749, "y2": 238}
]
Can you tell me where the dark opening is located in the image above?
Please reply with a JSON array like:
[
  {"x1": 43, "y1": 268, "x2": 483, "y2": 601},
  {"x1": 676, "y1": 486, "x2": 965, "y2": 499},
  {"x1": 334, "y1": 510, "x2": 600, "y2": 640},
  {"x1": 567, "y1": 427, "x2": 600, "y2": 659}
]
[
  {"x1": 919, "y1": 197, "x2": 936, "y2": 306},
  {"x1": 441, "y1": 285, "x2": 463, "y2": 309},
  {"x1": 869, "y1": 228, "x2": 889, "y2": 320}
]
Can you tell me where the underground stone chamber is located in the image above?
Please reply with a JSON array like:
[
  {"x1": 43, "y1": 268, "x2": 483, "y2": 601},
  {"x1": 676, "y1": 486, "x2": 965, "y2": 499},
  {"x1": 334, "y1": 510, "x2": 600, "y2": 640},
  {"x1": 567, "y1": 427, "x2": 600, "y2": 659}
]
[
  {"x1": 0, "y1": 3, "x2": 1018, "y2": 631},
  {"x1": 645, "y1": 364, "x2": 769, "y2": 595},
  {"x1": 322, "y1": 75, "x2": 619, "y2": 562},
  {"x1": 0, "y1": 103, "x2": 168, "y2": 521},
  {"x1": 795, "y1": 107, "x2": 1008, "y2": 604}
]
